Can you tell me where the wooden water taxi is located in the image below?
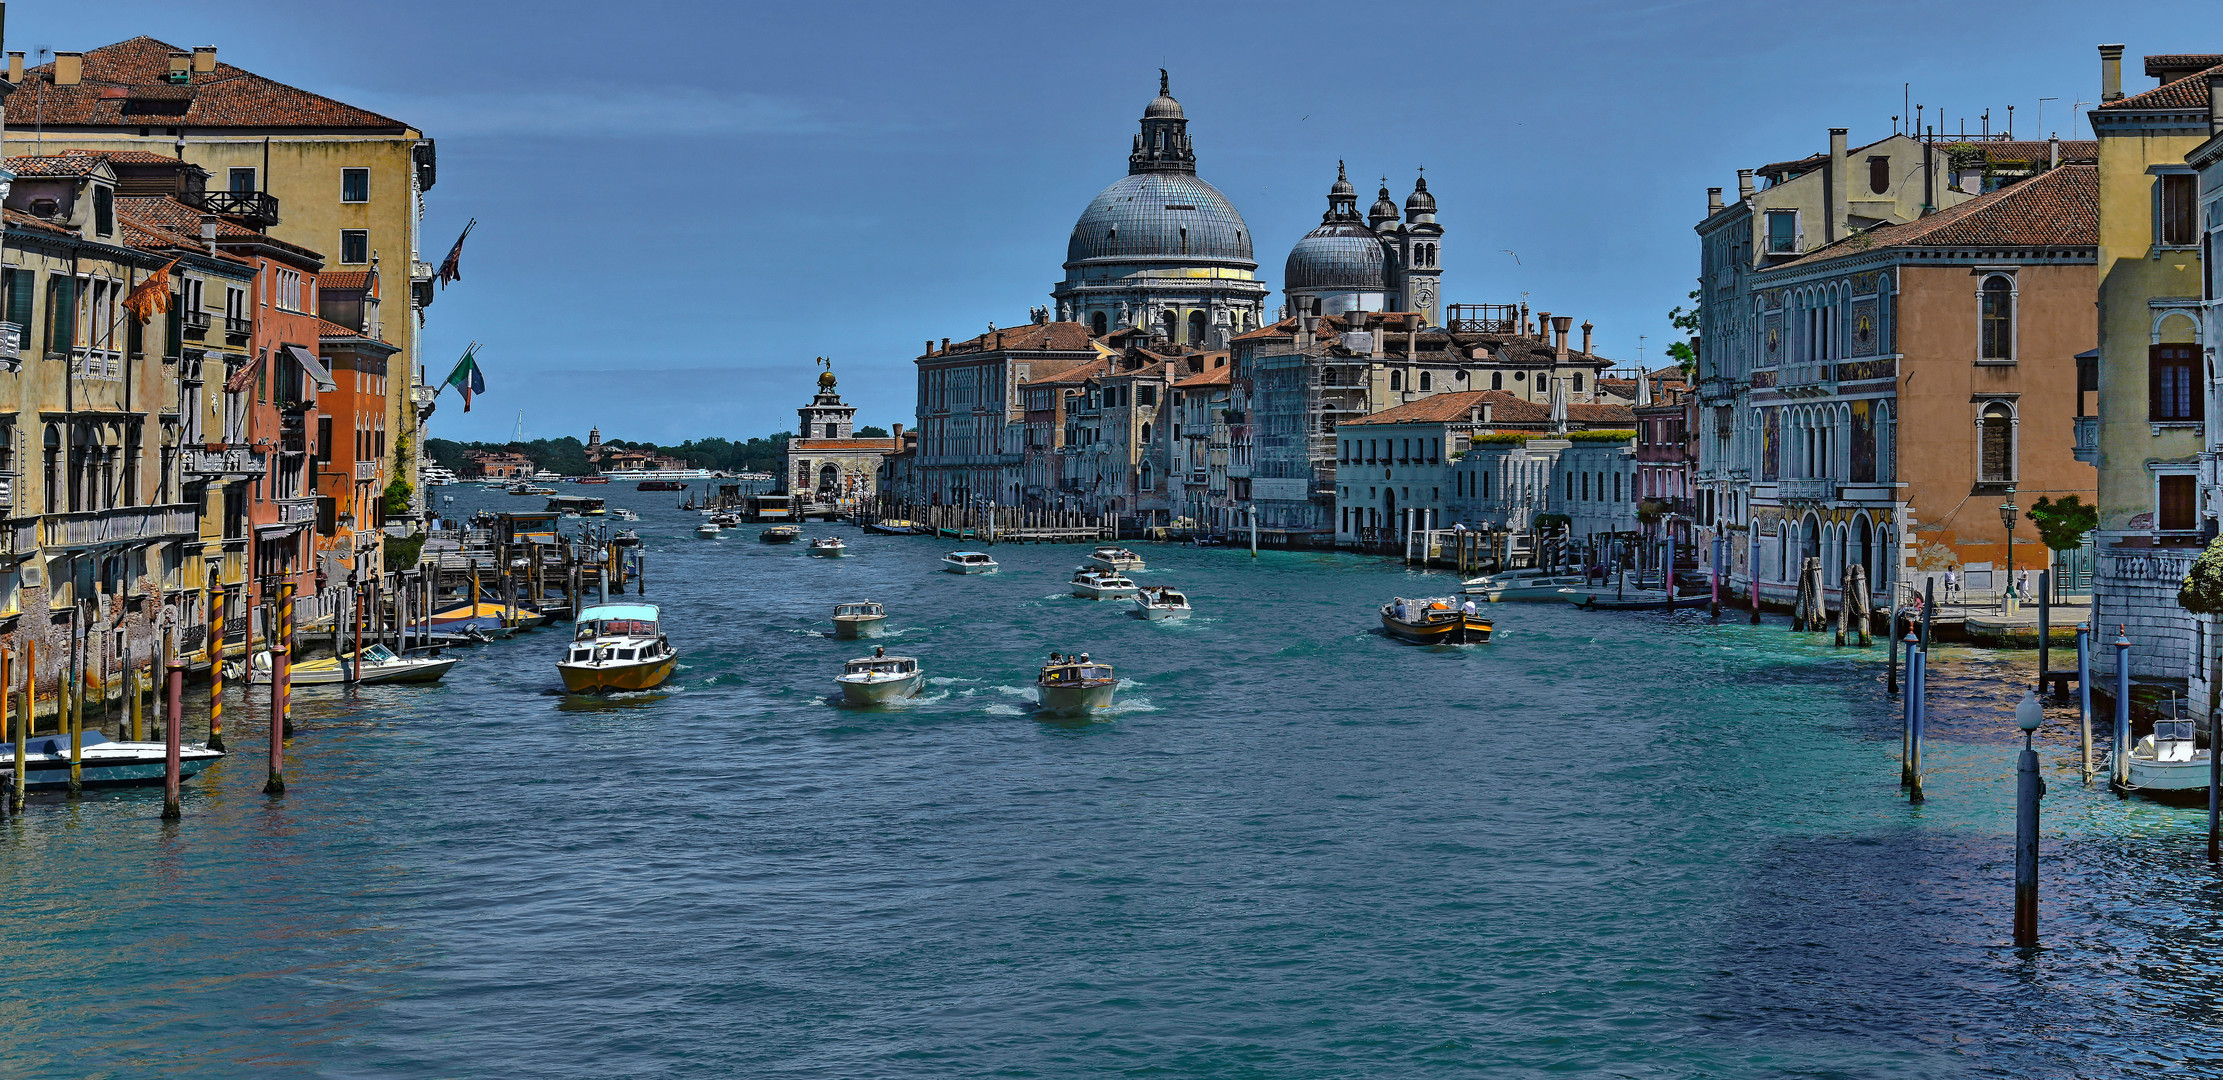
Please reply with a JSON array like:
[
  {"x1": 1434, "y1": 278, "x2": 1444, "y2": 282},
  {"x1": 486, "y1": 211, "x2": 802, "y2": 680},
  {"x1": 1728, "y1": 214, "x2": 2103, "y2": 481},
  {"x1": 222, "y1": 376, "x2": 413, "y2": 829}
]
[
  {"x1": 0, "y1": 731, "x2": 224, "y2": 790},
  {"x1": 1037, "y1": 652, "x2": 1116, "y2": 714},
  {"x1": 558, "y1": 603, "x2": 677, "y2": 693},
  {"x1": 807, "y1": 537, "x2": 849, "y2": 557},
  {"x1": 760, "y1": 524, "x2": 800, "y2": 543},
  {"x1": 546, "y1": 494, "x2": 606, "y2": 516},
  {"x1": 831, "y1": 600, "x2": 888, "y2": 638},
  {"x1": 1130, "y1": 585, "x2": 1193, "y2": 621},
  {"x1": 942, "y1": 551, "x2": 998, "y2": 574},
  {"x1": 1071, "y1": 567, "x2": 1139, "y2": 600},
  {"x1": 865, "y1": 519, "x2": 924, "y2": 535},
  {"x1": 1380, "y1": 597, "x2": 1492, "y2": 644},
  {"x1": 1088, "y1": 546, "x2": 1146, "y2": 572},
  {"x1": 835, "y1": 647, "x2": 922, "y2": 705}
]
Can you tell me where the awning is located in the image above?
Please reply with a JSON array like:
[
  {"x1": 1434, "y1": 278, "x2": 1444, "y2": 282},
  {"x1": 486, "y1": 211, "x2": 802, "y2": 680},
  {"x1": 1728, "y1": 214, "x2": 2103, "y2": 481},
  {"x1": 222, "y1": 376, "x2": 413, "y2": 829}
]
[{"x1": 285, "y1": 344, "x2": 337, "y2": 393}]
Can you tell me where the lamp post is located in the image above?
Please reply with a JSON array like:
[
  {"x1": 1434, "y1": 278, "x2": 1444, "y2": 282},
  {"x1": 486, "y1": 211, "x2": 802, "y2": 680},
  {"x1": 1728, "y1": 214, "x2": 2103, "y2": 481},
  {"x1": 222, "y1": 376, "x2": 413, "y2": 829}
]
[{"x1": 1997, "y1": 486, "x2": 2019, "y2": 614}]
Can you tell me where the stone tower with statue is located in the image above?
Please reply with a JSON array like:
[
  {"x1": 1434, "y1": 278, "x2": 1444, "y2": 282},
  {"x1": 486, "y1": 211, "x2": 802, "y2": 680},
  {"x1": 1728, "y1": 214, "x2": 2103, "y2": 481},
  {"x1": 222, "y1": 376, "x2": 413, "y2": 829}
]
[{"x1": 784, "y1": 358, "x2": 902, "y2": 507}]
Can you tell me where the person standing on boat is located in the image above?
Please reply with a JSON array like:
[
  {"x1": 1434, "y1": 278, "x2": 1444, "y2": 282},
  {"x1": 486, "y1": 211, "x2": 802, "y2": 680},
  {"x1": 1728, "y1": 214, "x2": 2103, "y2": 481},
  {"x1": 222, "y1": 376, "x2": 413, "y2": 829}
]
[{"x1": 1461, "y1": 599, "x2": 1478, "y2": 618}]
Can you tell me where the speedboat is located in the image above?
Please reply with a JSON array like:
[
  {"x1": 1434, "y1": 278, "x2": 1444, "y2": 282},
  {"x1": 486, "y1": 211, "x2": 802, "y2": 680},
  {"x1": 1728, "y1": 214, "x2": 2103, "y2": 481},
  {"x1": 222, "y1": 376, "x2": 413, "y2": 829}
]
[
  {"x1": 1569, "y1": 588, "x2": 1707, "y2": 611},
  {"x1": 807, "y1": 537, "x2": 849, "y2": 557},
  {"x1": 1088, "y1": 546, "x2": 1145, "y2": 572},
  {"x1": 613, "y1": 529, "x2": 642, "y2": 548},
  {"x1": 865, "y1": 519, "x2": 923, "y2": 535},
  {"x1": 760, "y1": 525, "x2": 801, "y2": 543},
  {"x1": 695, "y1": 522, "x2": 721, "y2": 538},
  {"x1": 835, "y1": 647, "x2": 922, "y2": 705},
  {"x1": 244, "y1": 643, "x2": 456, "y2": 686},
  {"x1": 1037, "y1": 652, "x2": 1117, "y2": 715},
  {"x1": 0, "y1": 730, "x2": 224, "y2": 790},
  {"x1": 430, "y1": 600, "x2": 548, "y2": 633},
  {"x1": 1463, "y1": 569, "x2": 1587, "y2": 602},
  {"x1": 1380, "y1": 597, "x2": 1492, "y2": 644},
  {"x1": 610, "y1": 508, "x2": 640, "y2": 521},
  {"x1": 943, "y1": 551, "x2": 998, "y2": 574},
  {"x1": 558, "y1": 603, "x2": 678, "y2": 693},
  {"x1": 1130, "y1": 585, "x2": 1192, "y2": 621},
  {"x1": 1071, "y1": 567, "x2": 1139, "y2": 600},
  {"x1": 2124, "y1": 717, "x2": 2214, "y2": 797},
  {"x1": 831, "y1": 600, "x2": 888, "y2": 638}
]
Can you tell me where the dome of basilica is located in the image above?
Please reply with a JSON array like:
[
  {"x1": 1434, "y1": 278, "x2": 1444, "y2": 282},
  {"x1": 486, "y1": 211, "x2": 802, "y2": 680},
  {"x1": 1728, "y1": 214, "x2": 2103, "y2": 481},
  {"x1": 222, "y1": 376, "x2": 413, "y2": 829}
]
[
  {"x1": 1064, "y1": 171, "x2": 1255, "y2": 269},
  {"x1": 1284, "y1": 222, "x2": 1388, "y2": 292}
]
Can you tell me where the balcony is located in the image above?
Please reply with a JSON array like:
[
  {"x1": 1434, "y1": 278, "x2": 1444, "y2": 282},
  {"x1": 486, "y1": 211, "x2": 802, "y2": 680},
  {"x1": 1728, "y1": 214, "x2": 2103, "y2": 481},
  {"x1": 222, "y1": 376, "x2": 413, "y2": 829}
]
[
  {"x1": 276, "y1": 496, "x2": 319, "y2": 525},
  {"x1": 0, "y1": 320, "x2": 19, "y2": 365},
  {"x1": 70, "y1": 348, "x2": 122, "y2": 380},
  {"x1": 41, "y1": 503, "x2": 197, "y2": 549},
  {"x1": 2073, "y1": 415, "x2": 2098, "y2": 464},
  {"x1": 184, "y1": 189, "x2": 280, "y2": 228},
  {"x1": 182, "y1": 309, "x2": 211, "y2": 341},
  {"x1": 224, "y1": 316, "x2": 252, "y2": 346},
  {"x1": 183, "y1": 446, "x2": 269, "y2": 478},
  {"x1": 356, "y1": 459, "x2": 379, "y2": 481},
  {"x1": 1778, "y1": 477, "x2": 1839, "y2": 503},
  {"x1": 1445, "y1": 304, "x2": 1520, "y2": 334}
]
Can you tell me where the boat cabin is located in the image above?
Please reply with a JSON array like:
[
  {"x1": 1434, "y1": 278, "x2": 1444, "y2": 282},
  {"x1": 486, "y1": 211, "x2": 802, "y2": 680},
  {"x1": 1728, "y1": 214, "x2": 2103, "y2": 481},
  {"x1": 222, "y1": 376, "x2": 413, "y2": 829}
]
[
  {"x1": 1040, "y1": 661, "x2": 1114, "y2": 686},
  {"x1": 747, "y1": 494, "x2": 793, "y2": 521},
  {"x1": 495, "y1": 511, "x2": 564, "y2": 547},
  {"x1": 947, "y1": 552, "x2": 995, "y2": 566},
  {"x1": 546, "y1": 495, "x2": 607, "y2": 516},
  {"x1": 574, "y1": 603, "x2": 661, "y2": 642},
  {"x1": 833, "y1": 602, "x2": 884, "y2": 619},
  {"x1": 844, "y1": 656, "x2": 918, "y2": 677}
]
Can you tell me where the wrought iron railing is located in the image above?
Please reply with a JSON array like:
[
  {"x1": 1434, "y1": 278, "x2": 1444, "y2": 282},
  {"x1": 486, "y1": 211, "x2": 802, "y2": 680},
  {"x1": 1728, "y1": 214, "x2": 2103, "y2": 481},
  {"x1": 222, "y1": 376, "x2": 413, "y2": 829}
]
[{"x1": 185, "y1": 189, "x2": 280, "y2": 227}]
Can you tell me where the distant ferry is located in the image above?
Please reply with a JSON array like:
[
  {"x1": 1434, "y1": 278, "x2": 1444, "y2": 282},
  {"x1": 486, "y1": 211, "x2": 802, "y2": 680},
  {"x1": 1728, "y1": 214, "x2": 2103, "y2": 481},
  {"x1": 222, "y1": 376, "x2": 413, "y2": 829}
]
[{"x1": 602, "y1": 468, "x2": 718, "y2": 481}]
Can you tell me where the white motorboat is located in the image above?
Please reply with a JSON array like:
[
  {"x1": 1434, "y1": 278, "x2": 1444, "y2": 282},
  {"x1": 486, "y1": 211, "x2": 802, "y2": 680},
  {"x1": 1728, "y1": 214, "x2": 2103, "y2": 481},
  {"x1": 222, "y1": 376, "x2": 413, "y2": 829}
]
[
  {"x1": 1462, "y1": 569, "x2": 1588, "y2": 602},
  {"x1": 943, "y1": 551, "x2": 998, "y2": 574},
  {"x1": 1130, "y1": 584, "x2": 1192, "y2": 620},
  {"x1": 1037, "y1": 652, "x2": 1116, "y2": 715},
  {"x1": 1088, "y1": 546, "x2": 1146, "y2": 573},
  {"x1": 0, "y1": 730, "x2": 223, "y2": 790},
  {"x1": 244, "y1": 643, "x2": 457, "y2": 686},
  {"x1": 1071, "y1": 567, "x2": 1139, "y2": 600},
  {"x1": 831, "y1": 600, "x2": 888, "y2": 639},
  {"x1": 2124, "y1": 718, "x2": 2214, "y2": 794},
  {"x1": 807, "y1": 537, "x2": 849, "y2": 557},
  {"x1": 835, "y1": 647, "x2": 922, "y2": 705},
  {"x1": 695, "y1": 522, "x2": 721, "y2": 538},
  {"x1": 610, "y1": 508, "x2": 640, "y2": 521}
]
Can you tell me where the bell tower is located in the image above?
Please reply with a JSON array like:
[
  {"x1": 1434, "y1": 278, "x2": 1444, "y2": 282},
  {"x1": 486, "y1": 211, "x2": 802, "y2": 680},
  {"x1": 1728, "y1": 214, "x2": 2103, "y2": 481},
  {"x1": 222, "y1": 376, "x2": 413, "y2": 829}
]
[{"x1": 797, "y1": 359, "x2": 857, "y2": 442}]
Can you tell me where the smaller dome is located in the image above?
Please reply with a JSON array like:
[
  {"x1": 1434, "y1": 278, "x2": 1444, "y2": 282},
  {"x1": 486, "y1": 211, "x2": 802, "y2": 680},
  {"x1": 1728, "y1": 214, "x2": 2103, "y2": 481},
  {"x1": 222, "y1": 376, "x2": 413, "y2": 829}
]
[
  {"x1": 1405, "y1": 175, "x2": 1436, "y2": 214},
  {"x1": 1285, "y1": 222, "x2": 1387, "y2": 293},
  {"x1": 1330, "y1": 159, "x2": 1355, "y2": 199},
  {"x1": 818, "y1": 369, "x2": 837, "y2": 389},
  {"x1": 1370, "y1": 183, "x2": 1399, "y2": 223},
  {"x1": 1144, "y1": 69, "x2": 1184, "y2": 119}
]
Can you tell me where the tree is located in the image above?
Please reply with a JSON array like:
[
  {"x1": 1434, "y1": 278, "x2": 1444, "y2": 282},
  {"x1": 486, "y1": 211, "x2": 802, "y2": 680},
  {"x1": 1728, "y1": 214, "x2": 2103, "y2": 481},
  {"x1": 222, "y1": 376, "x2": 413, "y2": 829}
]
[
  {"x1": 858, "y1": 425, "x2": 890, "y2": 438},
  {"x1": 1664, "y1": 289, "x2": 1700, "y2": 378},
  {"x1": 2025, "y1": 495, "x2": 2097, "y2": 552},
  {"x1": 2182, "y1": 535, "x2": 2223, "y2": 614}
]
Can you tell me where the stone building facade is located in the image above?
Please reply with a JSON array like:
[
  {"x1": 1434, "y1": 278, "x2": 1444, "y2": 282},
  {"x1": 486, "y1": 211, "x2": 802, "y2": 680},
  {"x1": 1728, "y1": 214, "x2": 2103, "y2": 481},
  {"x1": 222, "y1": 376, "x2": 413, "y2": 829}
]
[{"x1": 786, "y1": 364, "x2": 899, "y2": 508}]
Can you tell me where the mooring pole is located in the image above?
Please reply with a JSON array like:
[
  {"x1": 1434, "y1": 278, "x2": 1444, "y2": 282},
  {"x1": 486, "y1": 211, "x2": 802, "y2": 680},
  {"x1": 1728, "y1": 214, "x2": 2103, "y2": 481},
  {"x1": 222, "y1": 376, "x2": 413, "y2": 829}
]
[
  {"x1": 1910, "y1": 637, "x2": 1927, "y2": 803},
  {"x1": 207, "y1": 583, "x2": 226, "y2": 752},
  {"x1": 3, "y1": 650, "x2": 15, "y2": 814},
  {"x1": 265, "y1": 581, "x2": 290, "y2": 796},
  {"x1": 1888, "y1": 608, "x2": 1901, "y2": 694},
  {"x1": 1901, "y1": 630, "x2": 1917, "y2": 788},
  {"x1": 2113, "y1": 627, "x2": 2131, "y2": 791},
  {"x1": 2037, "y1": 570, "x2": 2052, "y2": 693},
  {"x1": 2077, "y1": 623, "x2": 2092, "y2": 785},
  {"x1": 1749, "y1": 531, "x2": 1761, "y2": 625},
  {"x1": 162, "y1": 623, "x2": 183, "y2": 821},
  {"x1": 2013, "y1": 691, "x2": 2042, "y2": 946},
  {"x1": 280, "y1": 582, "x2": 297, "y2": 738},
  {"x1": 67, "y1": 610, "x2": 83, "y2": 797}
]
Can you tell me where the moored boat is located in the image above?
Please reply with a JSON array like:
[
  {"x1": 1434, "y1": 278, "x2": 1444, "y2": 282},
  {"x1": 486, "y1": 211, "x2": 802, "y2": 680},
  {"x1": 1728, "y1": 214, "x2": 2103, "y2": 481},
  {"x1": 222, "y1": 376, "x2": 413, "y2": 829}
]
[
  {"x1": 430, "y1": 600, "x2": 548, "y2": 633},
  {"x1": 942, "y1": 551, "x2": 998, "y2": 574},
  {"x1": 1088, "y1": 546, "x2": 1146, "y2": 572},
  {"x1": 760, "y1": 525, "x2": 800, "y2": 543},
  {"x1": 806, "y1": 537, "x2": 849, "y2": 557},
  {"x1": 1071, "y1": 567, "x2": 1139, "y2": 600},
  {"x1": 1036, "y1": 652, "x2": 1117, "y2": 715},
  {"x1": 558, "y1": 603, "x2": 678, "y2": 692},
  {"x1": 865, "y1": 519, "x2": 923, "y2": 535},
  {"x1": 244, "y1": 643, "x2": 457, "y2": 686},
  {"x1": 1130, "y1": 584, "x2": 1192, "y2": 620},
  {"x1": 2123, "y1": 717, "x2": 2213, "y2": 798},
  {"x1": 835, "y1": 647, "x2": 922, "y2": 705},
  {"x1": 1570, "y1": 589, "x2": 1706, "y2": 611},
  {"x1": 0, "y1": 731, "x2": 224, "y2": 790},
  {"x1": 637, "y1": 480, "x2": 686, "y2": 491},
  {"x1": 1463, "y1": 569, "x2": 1587, "y2": 602},
  {"x1": 546, "y1": 494, "x2": 607, "y2": 516},
  {"x1": 831, "y1": 600, "x2": 888, "y2": 638},
  {"x1": 1380, "y1": 596, "x2": 1492, "y2": 644}
]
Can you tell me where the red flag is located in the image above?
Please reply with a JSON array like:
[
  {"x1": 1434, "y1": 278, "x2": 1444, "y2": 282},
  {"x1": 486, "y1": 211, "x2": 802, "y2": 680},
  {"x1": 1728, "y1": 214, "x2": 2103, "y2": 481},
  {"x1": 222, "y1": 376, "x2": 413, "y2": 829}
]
[
  {"x1": 224, "y1": 351, "x2": 264, "y2": 394},
  {"x1": 437, "y1": 218, "x2": 476, "y2": 289},
  {"x1": 124, "y1": 259, "x2": 178, "y2": 324}
]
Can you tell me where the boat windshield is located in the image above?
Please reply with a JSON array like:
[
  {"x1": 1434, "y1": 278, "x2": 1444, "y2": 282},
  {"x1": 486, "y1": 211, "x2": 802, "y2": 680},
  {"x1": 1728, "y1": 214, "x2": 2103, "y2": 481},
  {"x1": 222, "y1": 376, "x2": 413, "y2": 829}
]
[
  {"x1": 848, "y1": 660, "x2": 913, "y2": 675},
  {"x1": 359, "y1": 644, "x2": 397, "y2": 663},
  {"x1": 835, "y1": 604, "x2": 880, "y2": 617},
  {"x1": 1043, "y1": 664, "x2": 1111, "y2": 684},
  {"x1": 2157, "y1": 718, "x2": 2199, "y2": 743}
]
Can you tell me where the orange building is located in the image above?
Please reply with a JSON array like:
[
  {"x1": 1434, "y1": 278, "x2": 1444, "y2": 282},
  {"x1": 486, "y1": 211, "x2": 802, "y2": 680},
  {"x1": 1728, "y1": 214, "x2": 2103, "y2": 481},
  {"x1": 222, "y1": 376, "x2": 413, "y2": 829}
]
[{"x1": 314, "y1": 268, "x2": 399, "y2": 574}]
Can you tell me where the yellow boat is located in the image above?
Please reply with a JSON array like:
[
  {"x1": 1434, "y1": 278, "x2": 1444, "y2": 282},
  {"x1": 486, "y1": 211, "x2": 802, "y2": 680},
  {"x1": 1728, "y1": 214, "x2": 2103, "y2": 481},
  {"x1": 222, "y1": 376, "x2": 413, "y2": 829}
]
[
  {"x1": 1380, "y1": 597, "x2": 1493, "y2": 645},
  {"x1": 558, "y1": 603, "x2": 678, "y2": 692}
]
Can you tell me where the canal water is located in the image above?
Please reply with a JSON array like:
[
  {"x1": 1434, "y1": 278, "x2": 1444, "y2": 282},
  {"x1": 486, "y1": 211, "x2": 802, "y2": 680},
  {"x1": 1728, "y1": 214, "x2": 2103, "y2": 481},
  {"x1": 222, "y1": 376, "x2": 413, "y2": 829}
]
[{"x1": 3, "y1": 491, "x2": 2219, "y2": 1078}]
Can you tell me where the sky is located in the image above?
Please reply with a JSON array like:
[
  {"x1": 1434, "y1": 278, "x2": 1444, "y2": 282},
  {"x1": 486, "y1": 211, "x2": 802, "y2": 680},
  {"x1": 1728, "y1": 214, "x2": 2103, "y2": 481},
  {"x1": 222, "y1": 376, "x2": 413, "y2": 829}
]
[{"x1": 12, "y1": 0, "x2": 2214, "y2": 445}]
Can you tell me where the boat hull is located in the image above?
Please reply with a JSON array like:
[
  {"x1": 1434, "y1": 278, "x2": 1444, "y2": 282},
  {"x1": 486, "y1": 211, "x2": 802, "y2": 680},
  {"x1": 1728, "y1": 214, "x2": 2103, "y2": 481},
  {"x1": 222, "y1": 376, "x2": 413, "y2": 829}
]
[
  {"x1": 832, "y1": 615, "x2": 887, "y2": 639},
  {"x1": 943, "y1": 563, "x2": 996, "y2": 574},
  {"x1": 1380, "y1": 613, "x2": 1493, "y2": 644},
  {"x1": 1074, "y1": 585, "x2": 1140, "y2": 600},
  {"x1": 1037, "y1": 682, "x2": 1117, "y2": 715},
  {"x1": 808, "y1": 547, "x2": 849, "y2": 557},
  {"x1": 1, "y1": 739, "x2": 223, "y2": 789},
  {"x1": 252, "y1": 657, "x2": 458, "y2": 686},
  {"x1": 558, "y1": 654, "x2": 677, "y2": 693},
  {"x1": 2126, "y1": 753, "x2": 2215, "y2": 793},
  {"x1": 838, "y1": 673, "x2": 922, "y2": 705},
  {"x1": 1130, "y1": 605, "x2": 1191, "y2": 621}
]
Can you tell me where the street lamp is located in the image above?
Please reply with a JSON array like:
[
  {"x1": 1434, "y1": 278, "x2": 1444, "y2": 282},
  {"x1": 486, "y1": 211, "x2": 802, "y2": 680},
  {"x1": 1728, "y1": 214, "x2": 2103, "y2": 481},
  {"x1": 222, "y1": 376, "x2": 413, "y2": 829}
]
[{"x1": 1997, "y1": 486, "x2": 2019, "y2": 612}]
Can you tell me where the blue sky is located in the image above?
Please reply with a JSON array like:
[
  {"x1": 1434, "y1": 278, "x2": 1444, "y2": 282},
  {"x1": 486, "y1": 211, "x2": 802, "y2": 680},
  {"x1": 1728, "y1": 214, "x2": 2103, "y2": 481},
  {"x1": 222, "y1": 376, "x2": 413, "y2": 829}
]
[{"x1": 15, "y1": 0, "x2": 2212, "y2": 444}]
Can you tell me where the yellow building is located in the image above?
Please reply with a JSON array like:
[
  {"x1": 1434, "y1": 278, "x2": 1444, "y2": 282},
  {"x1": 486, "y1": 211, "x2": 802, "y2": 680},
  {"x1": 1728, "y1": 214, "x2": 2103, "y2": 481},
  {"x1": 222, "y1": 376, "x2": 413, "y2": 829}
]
[
  {"x1": 2089, "y1": 46, "x2": 2219, "y2": 682},
  {"x1": 4, "y1": 38, "x2": 440, "y2": 566}
]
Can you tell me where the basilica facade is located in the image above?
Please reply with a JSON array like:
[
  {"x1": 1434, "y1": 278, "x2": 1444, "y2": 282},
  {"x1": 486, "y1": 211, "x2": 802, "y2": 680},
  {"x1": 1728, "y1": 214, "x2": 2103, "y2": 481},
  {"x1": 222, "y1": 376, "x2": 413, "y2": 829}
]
[
  {"x1": 1049, "y1": 73, "x2": 1270, "y2": 348},
  {"x1": 1283, "y1": 163, "x2": 1444, "y2": 326}
]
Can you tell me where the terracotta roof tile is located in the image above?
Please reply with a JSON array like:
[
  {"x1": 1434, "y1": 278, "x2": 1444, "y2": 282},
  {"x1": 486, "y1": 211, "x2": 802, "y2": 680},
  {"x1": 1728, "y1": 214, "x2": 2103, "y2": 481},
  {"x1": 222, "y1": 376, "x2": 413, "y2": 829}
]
[
  {"x1": 2097, "y1": 61, "x2": 2223, "y2": 112},
  {"x1": 1021, "y1": 356, "x2": 1114, "y2": 387},
  {"x1": 57, "y1": 147, "x2": 194, "y2": 166},
  {"x1": 5, "y1": 207, "x2": 74, "y2": 236},
  {"x1": 927, "y1": 320, "x2": 1100, "y2": 357},
  {"x1": 1174, "y1": 366, "x2": 1231, "y2": 388},
  {"x1": 6, "y1": 154, "x2": 112, "y2": 177},
  {"x1": 1341, "y1": 390, "x2": 1633, "y2": 428},
  {"x1": 1776, "y1": 164, "x2": 2096, "y2": 268},
  {"x1": 2145, "y1": 54, "x2": 2223, "y2": 78},
  {"x1": 18, "y1": 37, "x2": 411, "y2": 130},
  {"x1": 113, "y1": 194, "x2": 259, "y2": 237},
  {"x1": 1977, "y1": 139, "x2": 2097, "y2": 164},
  {"x1": 321, "y1": 270, "x2": 376, "y2": 290}
]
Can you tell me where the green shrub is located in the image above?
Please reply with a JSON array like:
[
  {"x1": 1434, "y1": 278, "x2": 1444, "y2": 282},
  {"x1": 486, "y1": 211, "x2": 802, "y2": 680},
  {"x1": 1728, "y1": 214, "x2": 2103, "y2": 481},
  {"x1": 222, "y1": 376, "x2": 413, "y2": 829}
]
[
  {"x1": 383, "y1": 534, "x2": 425, "y2": 574},
  {"x1": 382, "y1": 478, "x2": 413, "y2": 516}
]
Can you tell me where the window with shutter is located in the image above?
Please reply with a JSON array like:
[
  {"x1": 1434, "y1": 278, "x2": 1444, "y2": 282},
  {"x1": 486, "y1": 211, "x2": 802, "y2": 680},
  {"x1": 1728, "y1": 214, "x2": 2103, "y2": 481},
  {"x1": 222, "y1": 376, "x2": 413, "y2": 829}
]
[
  {"x1": 2150, "y1": 344, "x2": 2202, "y2": 421},
  {"x1": 46, "y1": 276, "x2": 74, "y2": 355},
  {"x1": 2160, "y1": 175, "x2": 2198, "y2": 247},
  {"x1": 2161, "y1": 474, "x2": 2198, "y2": 531}
]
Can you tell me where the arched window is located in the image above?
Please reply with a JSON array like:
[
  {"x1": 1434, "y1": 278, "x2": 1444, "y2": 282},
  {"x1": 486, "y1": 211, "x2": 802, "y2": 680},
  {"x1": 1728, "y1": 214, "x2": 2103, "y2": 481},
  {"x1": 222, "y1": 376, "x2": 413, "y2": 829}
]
[
  {"x1": 1491, "y1": 371, "x2": 1503, "y2": 390},
  {"x1": 1140, "y1": 423, "x2": 1151, "y2": 445},
  {"x1": 1390, "y1": 370, "x2": 1403, "y2": 391},
  {"x1": 1418, "y1": 371, "x2": 1432, "y2": 391},
  {"x1": 42, "y1": 425, "x2": 58, "y2": 513},
  {"x1": 1979, "y1": 402, "x2": 2015, "y2": 484},
  {"x1": 1188, "y1": 310, "x2": 1206, "y2": 343},
  {"x1": 1160, "y1": 310, "x2": 1178, "y2": 340},
  {"x1": 1980, "y1": 276, "x2": 2014, "y2": 362},
  {"x1": 1091, "y1": 311, "x2": 1107, "y2": 336}
]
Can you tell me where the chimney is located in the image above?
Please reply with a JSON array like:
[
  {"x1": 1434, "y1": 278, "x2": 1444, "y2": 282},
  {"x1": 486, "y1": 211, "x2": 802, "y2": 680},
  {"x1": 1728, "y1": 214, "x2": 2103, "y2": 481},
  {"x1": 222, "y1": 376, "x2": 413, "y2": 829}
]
[
  {"x1": 200, "y1": 214, "x2": 219, "y2": 243},
  {"x1": 1536, "y1": 311, "x2": 1550, "y2": 340},
  {"x1": 169, "y1": 51, "x2": 191, "y2": 78},
  {"x1": 1826, "y1": 128, "x2": 1848, "y2": 244},
  {"x1": 2210, "y1": 73, "x2": 2223, "y2": 135},
  {"x1": 940, "y1": 337, "x2": 950, "y2": 351},
  {"x1": 2049, "y1": 134, "x2": 2061, "y2": 168},
  {"x1": 193, "y1": 46, "x2": 218, "y2": 73},
  {"x1": 892, "y1": 423, "x2": 904, "y2": 440},
  {"x1": 53, "y1": 52, "x2": 82, "y2": 86},
  {"x1": 7, "y1": 53, "x2": 22, "y2": 84},
  {"x1": 925, "y1": 340, "x2": 934, "y2": 355},
  {"x1": 1737, "y1": 169, "x2": 1755, "y2": 199},
  {"x1": 1580, "y1": 320, "x2": 1594, "y2": 355},
  {"x1": 2100, "y1": 44, "x2": 2125, "y2": 103},
  {"x1": 1552, "y1": 316, "x2": 1573, "y2": 361},
  {"x1": 1707, "y1": 187, "x2": 1723, "y2": 213}
]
